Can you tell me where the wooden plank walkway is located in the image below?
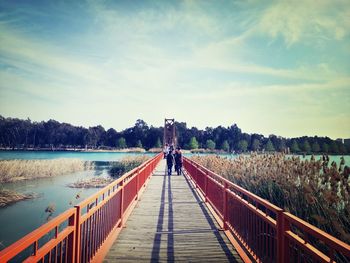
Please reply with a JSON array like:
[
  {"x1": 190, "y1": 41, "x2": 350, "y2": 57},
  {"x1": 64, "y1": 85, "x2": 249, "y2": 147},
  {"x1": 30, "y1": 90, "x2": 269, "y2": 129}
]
[{"x1": 104, "y1": 159, "x2": 243, "y2": 262}]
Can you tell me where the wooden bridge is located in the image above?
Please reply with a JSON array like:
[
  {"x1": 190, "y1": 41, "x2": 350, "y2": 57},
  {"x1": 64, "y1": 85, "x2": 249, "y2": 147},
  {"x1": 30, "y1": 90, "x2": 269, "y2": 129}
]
[
  {"x1": 1, "y1": 153, "x2": 349, "y2": 262},
  {"x1": 0, "y1": 118, "x2": 350, "y2": 262}
]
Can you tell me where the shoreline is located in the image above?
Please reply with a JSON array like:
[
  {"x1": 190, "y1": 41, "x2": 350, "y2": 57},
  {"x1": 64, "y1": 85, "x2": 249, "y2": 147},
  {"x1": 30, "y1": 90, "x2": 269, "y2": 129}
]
[
  {"x1": 0, "y1": 147, "x2": 157, "y2": 153},
  {"x1": 1, "y1": 148, "x2": 348, "y2": 156}
]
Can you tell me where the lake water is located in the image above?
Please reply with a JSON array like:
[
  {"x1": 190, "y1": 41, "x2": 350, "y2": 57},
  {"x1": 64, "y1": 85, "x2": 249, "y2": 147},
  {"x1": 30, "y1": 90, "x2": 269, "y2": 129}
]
[{"x1": 0, "y1": 151, "x2": 349, "y2": 252}]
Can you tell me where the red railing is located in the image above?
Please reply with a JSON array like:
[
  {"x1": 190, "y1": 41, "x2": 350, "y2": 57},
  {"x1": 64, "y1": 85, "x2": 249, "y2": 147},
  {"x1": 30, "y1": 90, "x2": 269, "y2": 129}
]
[
  {"x1": 0, "y1": 153, "x2": 163, "y2": 263},
  {"x1": 183, "y1": 157, "x2": 350, "y2": 263}
]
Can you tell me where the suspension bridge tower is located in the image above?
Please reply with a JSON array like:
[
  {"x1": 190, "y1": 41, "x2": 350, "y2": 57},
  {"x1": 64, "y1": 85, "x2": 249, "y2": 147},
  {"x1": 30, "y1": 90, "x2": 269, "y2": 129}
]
[{"x1": 163, "y1": 118, "x2": 176, "y2": 147}]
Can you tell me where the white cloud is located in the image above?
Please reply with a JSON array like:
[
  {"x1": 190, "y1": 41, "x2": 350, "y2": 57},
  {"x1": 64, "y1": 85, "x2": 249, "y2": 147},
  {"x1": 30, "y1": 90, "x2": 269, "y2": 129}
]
[
  {"x1": 255, "y1": 0, "x2": 350, "y2": 46},
  {"x1": 1, "y1": 34, "x2": 103, "y2": 84}
]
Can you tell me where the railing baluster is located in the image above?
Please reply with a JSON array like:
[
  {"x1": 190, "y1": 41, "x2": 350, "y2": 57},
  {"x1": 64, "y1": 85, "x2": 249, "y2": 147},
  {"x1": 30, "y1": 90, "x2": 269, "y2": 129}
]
[
  {"x1": 223, "y1": 182, "x2": 228, "y2": 230},
  {"x1": 120, "y1": 179, "x2": 125, "y2": 227}
]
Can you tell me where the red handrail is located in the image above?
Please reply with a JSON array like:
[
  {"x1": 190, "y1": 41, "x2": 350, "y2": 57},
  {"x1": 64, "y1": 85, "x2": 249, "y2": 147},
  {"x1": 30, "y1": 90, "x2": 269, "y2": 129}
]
[
  {"x1": 183, "y1": 157, "x2": 350, "y2": 263},
  {"x1": 0, "y1": 153, "x2": 163, "y2": 263}
]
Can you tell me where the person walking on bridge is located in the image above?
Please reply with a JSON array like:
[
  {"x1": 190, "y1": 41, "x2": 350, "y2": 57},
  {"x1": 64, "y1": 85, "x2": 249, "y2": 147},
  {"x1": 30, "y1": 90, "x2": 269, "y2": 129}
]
[
  {"x1": 174, "y1": 147, "x2": 183, "y2": 175},
  {"x1": 166, "y1": 149, "x2": 174, "y2": 175},
  {"x1": 163, "y1": 143, "x2": 169, "y2": 159}
]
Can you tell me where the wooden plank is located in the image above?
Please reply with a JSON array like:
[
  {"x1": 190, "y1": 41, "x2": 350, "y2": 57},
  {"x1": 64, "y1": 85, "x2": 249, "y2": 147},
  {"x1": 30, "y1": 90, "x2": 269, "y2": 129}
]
[{"x1": 104, "y1": 160, "x2": 243, "y2": 262}]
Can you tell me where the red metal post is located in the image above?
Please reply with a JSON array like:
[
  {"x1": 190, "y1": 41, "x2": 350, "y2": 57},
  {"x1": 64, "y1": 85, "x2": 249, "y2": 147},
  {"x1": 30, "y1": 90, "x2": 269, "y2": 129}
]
[
  {"x1": 277, "y1": 211, "x2": 289, "y2": 263},
  {"x1": 194, "y1": 163, "x2": 198, "y2": 188},
  {"x1": 120, "y1": 180, "x2": 125, "y2": 227},
  {"x1": 74, "y1": 206, "x2": 81, "y2": 263},
  {"x1": 204, "y1": 170, "x2": 208, "y2": 202},
  {"x1": 67, "y1": 212, "x2": 76, "y2": 262},
  {"x1": 136, "y1": 168, "x2": 140, "y2": 200},
  {"x1": 223, "y1": 182, "x2": 228, "y2": 230}
]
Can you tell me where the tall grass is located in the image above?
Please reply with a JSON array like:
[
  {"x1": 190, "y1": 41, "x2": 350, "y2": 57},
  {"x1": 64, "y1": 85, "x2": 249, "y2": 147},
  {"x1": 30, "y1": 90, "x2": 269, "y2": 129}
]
[
  {"x1": 0, "y1": 159, "x2": 94, "y2": 183},
  {"x1": 68, "y1": 155, "x2": 151, "y2": 188},
  {"x1": 109, "y1": 156, "x2": 150, "y2": 177},
  {"x1": 191, "y1": 153, "x2": 350, "y2": 243}
]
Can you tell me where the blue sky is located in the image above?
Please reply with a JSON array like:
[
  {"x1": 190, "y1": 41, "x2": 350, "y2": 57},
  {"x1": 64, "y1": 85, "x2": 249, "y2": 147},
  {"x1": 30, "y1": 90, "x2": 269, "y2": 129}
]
[{"x1": 0, "y1": 0, "x2": 349, "y2": 138}]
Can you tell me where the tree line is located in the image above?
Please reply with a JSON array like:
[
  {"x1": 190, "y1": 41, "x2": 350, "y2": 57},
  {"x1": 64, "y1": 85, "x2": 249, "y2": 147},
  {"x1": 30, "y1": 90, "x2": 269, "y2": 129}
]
[
  {"x1": 175, "y1": 122, "x2": 349, "y2": 154},
  {"x1": 0, "y1": 116, "x2": 349, "y2": 154}
]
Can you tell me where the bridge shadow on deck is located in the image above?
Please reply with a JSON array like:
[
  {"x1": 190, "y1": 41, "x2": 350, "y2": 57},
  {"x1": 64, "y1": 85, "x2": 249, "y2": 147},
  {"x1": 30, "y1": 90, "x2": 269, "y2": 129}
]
[{"x1": 150, "y1": 168, "x2": 239, "y2": 262}]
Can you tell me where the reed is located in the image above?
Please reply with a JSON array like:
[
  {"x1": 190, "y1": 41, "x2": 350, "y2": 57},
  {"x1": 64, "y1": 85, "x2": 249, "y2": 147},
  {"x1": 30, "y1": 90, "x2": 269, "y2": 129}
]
[
  {"x1": 68, "y1": 177, "x2": 114, "y2": 188},
  {"x1": 191, "y1": 153, "x2": 350, "y2": 243},
  {"x1": 0, "y1": 159, "x2": 94, "y2": 183},
  {"x1": 0, "y1": 189, "x2": 36, "y2": 207},
  {"x1": 109, "y1": 156, "x2": 150, "y2": 177},
  {"x1": 148, "y1": 148, "x2": 162, "y2": 153}
]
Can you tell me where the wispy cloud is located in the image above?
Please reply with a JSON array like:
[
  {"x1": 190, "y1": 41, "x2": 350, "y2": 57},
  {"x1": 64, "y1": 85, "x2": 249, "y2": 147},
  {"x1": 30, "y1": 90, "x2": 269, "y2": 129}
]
[
  {"x1": 0, "y1": 26, "x2": 108, "y2": 83},
  {"x1": 254, "y1": 0, "x2": 350, "y2": 46}
]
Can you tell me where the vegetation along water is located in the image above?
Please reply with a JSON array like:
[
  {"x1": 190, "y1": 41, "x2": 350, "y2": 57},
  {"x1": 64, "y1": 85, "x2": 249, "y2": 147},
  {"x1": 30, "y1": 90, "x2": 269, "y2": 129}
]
[{"x1": 191, "y1": 153, "x2": 350, "y2": 244}]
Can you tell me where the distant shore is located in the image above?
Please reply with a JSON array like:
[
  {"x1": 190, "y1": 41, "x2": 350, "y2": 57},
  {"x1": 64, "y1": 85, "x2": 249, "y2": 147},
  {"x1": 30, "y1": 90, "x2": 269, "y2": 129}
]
[
  {"x1": 1, "y1": 148, "x2": 349, "y2": 156},
  {"x1": 0, "y1": 147, "x2": 159, "y2": 153},
  {"x1": 0, "y1": 147, "x2": 223, "y2": 154}
]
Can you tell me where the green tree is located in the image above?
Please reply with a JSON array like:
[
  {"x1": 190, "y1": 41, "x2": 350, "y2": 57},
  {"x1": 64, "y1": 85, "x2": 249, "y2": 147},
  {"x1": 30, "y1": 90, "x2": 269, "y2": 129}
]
[
  {"x1": 206, "y1": 139, "x2": 216, "y2": 150},
  {"x1": 339, "y1": 143, "x2": 346, "y2": 154},
  {"x1": 155, "y1": 137, "x2": 162, "y2": 148},
  {"x1": 311, "y1": 142, "x2": 320, "y2": 153},
  {"x1": 277, "y1": 139, "x2": 287, "y2": 152},
  {"x1": 291, "y1": 140, "x2": 300, "y2": 153},
  {"x1": 346, "y1": 144, "x2": 350, "y2": 154},
  {"x1": 117, "y1": 137, "x2": 127, "y2": 149},
  {"x1": 189, "y1": 137, "x2": 199, "y2": 149},
  {"x1": 238, "y1": 140, "x2": 248, "y2": 152},
  {"x1": 136, "y1": 139, "x2": 142, "y2": 148},
  {"x1": 330, "y1": 141, "x2": 339, "y2": 154},
  {"x1": 322, "y1": 142, "x2": 329, "y2": 153},
  {"x1": 106, "y1": 128, "x2": 118, "y2": 147},
  {"x1": 264, "y1": 139, "x2": 275, "y2": 152},
  {"x1": 302, "y1": 140, "x2": 311, "y2": 153},
  {"x1": 221, "y1": 140, "x2": 230, "y2": 152},
  {"x1": 251, "y1": 139, "x2": 260, "y2": 151}
]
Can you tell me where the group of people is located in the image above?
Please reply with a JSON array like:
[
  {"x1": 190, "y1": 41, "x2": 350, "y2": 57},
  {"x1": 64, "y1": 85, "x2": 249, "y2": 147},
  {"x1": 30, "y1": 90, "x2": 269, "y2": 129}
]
[{"x1": 163, "y1": 144, "x2": 183, "y2": 176}]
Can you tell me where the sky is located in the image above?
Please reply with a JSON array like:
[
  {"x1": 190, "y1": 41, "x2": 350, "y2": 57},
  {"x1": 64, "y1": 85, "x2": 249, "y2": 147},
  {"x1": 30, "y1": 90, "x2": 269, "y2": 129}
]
[{"x1": 0, "y1": 0, "x2": 349, "y2": 139}]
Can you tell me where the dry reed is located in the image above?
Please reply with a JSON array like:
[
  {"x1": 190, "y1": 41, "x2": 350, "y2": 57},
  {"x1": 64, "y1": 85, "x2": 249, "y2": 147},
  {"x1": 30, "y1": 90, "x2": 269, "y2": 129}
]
[
  {"x1": 191, "y1": 153, "x2": 350, "y2": 243},
  {"x1": 0, "y1": 189, "x2": 36, "y2": 207},
  {"x1": 148, "y1": 148, "x2": 162, "y2": 153},
  {"x1": 67, "y1": 177, "x2": 114, "y2": 188},
  {"x1": 0, "y1": 159, "x2": 94, "y2": 183},
  {"x1": 109, "y1": 156, "x2": 150, "y2": 177}
]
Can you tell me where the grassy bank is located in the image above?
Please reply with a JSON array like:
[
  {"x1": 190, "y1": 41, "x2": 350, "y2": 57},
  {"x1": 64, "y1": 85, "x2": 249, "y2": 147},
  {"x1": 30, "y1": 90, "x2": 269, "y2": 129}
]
[
  {"x1": 191, "y1": 153, "x2": 350, "y2": 243},
  {"x1": 0, "y1": 159, "x2": 94, "y2": 183}
]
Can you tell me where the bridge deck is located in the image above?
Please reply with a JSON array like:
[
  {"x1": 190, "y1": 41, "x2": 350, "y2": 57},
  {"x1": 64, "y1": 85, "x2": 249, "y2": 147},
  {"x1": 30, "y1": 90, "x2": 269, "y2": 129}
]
[{"x1": 104, "y1": 159, "x2": 243, "y2": 262}]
